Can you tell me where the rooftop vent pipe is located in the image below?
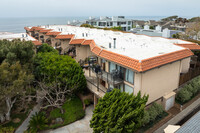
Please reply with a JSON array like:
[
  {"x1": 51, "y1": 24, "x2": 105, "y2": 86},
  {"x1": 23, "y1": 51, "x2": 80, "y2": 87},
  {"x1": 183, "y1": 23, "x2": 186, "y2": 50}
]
[
  {"x1": 109, "y1": 43, "x2": 111, "y2": 48},
  {"x1": 113, "y1": 38, "x2": 116, "y2": 49}
]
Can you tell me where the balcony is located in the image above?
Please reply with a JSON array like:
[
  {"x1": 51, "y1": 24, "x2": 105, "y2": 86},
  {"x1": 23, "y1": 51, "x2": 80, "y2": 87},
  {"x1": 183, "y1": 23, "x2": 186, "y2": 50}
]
[
  {"x1": 99, "y1": 70, "x2": 123, "y2": 85},
  {"x1": 84, "y1": 69, "x2": 106, "y2": 98}
]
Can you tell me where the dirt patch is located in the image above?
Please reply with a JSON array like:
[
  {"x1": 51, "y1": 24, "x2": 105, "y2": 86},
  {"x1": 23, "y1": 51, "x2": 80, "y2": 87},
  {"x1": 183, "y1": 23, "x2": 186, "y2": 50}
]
[{"x1": 12, "y1": 118, "x2": 21, "y2": 123}]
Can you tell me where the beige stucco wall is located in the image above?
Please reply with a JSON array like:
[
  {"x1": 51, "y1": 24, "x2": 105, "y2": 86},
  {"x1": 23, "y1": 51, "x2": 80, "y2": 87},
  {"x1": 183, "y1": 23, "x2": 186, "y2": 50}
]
[
  {"x1": 43, "y1": 34, "x2": 49, "y2": 42},
  {"x1": 60, "y1": 40, "x2": 70, "y2": 54},
  {"x1": 51, "y1": 36, "x2": 57, "y2": 47},
  {"x1": 134, "y1": 60, "x2": 181, "y2": 104},
  {"x1": 180, "y1": 57, "x2": 191, "y2": 74},
  {"x1": 75, "y1": 45, "x2": 94, "y2": 62}
]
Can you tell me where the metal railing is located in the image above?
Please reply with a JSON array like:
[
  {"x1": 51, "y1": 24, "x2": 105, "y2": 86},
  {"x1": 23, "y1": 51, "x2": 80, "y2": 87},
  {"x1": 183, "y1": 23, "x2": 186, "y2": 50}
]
[{"x1": 99, "y1": 70, "x2": 124, "y2": 85}]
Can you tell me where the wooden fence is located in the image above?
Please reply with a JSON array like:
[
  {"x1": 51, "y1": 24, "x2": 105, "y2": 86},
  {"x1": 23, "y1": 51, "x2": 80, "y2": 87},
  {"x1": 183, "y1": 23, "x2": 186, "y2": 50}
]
[{"x1": 179, "y1": 67, "x2": 200, "y2": 86}]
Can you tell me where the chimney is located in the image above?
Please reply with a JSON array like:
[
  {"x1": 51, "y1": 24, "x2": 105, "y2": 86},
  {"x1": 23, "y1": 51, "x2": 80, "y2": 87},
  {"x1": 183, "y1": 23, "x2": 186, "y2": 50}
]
[
  {"x1": 113, "y1": 38, "x2": 116, "y2": 49},
  {"x1": 109, "y1": 43, "x2": 111, "y2": 48}
]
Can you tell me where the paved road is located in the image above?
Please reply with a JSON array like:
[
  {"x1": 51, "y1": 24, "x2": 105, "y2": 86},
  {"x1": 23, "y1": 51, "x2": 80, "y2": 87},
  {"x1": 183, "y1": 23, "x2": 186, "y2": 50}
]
[
  {"x1": 15, "y1": 104, "x2": 41, "y2": 133},
  {"x1": 49, "y1": 105, "x2": 94, "y2": 133}
]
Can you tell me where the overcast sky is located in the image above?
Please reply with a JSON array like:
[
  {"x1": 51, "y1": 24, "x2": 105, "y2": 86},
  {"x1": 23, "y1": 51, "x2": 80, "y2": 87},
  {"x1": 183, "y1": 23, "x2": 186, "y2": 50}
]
[{"x1": 0, "y1": 0, "x2": 199, "y2": 18}]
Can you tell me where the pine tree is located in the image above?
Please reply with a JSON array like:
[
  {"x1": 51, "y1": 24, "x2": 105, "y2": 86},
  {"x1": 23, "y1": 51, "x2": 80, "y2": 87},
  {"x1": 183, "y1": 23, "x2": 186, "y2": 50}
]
[{"x1": 90, "y1": 89, "x2": 148, "y2": 133}]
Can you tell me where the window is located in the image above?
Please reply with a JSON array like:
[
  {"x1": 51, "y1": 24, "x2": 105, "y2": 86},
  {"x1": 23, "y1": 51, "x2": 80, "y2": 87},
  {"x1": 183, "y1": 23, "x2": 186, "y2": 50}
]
[
  {"x1": 109, "y1": 62, "x2": 116, "y2": 73},
  {"x1": 125, "y1": 84, "x2": 133, "y2": 94},
  {"x1": 125, "y1": 69, "x2": 134, "y2": 84},
  {"x1": 128, "y1": 21, "x2": 131, "y2": 25}
]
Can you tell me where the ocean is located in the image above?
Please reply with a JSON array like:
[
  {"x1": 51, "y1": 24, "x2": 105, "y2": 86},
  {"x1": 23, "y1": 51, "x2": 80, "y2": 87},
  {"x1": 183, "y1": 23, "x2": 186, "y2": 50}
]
[{"x1": 0, "y1": 16, "x2": 174, "y2": 33}]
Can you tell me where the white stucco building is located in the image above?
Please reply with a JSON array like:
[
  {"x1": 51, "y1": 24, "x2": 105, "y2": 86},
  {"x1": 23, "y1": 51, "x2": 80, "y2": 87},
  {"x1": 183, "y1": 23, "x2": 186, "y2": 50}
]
[{"x1": 85, "y1": 16, "x2": 132, "y2": 31}]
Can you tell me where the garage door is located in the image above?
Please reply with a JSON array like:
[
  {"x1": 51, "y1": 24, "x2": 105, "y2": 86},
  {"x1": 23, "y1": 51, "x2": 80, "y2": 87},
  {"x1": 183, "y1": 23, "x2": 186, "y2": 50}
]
[{"x1": 165, "y1": 96, "x2": 175, "y2": 111}]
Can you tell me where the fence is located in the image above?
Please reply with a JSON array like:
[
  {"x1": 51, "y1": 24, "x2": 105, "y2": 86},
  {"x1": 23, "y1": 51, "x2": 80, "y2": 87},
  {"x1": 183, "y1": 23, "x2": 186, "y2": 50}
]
[{"x1": 179, "y1": 67, "x2": 200, "y2": 86}]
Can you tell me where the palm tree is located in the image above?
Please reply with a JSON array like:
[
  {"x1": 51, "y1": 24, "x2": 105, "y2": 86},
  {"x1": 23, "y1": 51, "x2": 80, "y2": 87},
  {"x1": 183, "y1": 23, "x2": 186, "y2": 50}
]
[{"x1": 28, "y1": 112, "x2": 48, "y2": 132}]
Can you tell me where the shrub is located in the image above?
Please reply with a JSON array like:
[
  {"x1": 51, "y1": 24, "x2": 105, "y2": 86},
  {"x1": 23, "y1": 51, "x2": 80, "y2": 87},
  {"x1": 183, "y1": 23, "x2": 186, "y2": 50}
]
[
  {"x1": 152, "y1": 103, "x2": 164, "y2": 116},
  {"x1": 176, "y1": 76, "x2": 200, "y2": 104},
  {"x1": 176, "y1": 87, "x2": 192, "y2": 103},
  {"x1": 147, "y1": 105, "x2": 158, "y2": 122},
  {"x1": 28, "y1": 112, "x2": 48, "y2": 132},
  {"x1": 0, "y1": 126, "x2": 15, "y2": 133},
  {"x1": 84, "y1": 99, "x2": 91, "y2": 106},
  {"x1": 186, "y1": 84, "x2": 197, "y2": 95},
  {"x1": 190, "y1": 79, "x2": 200, "y2": 92},
  {"x1": 142, "y1": 110, "x2": 150, "y2": 126},
  {"x1": 50, "y1": 108, "x2": 62, "y2": 119},
  {"x1": 146, "y1": 102, "x2": 164, "y2": 124}
]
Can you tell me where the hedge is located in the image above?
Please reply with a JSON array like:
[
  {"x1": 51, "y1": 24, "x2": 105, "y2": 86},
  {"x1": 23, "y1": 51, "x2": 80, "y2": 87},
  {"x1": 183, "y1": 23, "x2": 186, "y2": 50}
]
[
  {"x1": 142, "y1": 103, "x2": 164, "y2": 126},
  {"x1": 176, "y1": 76, "x2": 200, "y2": 104}
]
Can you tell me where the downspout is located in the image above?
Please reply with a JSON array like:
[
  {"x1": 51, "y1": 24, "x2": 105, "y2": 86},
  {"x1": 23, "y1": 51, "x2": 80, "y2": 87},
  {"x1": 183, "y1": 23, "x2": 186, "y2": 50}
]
[{"x1": 178, "y1": 60, "x2": 182, "y2": 88}]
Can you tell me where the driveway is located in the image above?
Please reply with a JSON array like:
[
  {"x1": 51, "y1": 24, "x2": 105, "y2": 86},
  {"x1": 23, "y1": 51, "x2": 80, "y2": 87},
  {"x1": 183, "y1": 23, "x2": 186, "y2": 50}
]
[{"x1": 49, "y1": 105, "x2": 94, "y2": 133}]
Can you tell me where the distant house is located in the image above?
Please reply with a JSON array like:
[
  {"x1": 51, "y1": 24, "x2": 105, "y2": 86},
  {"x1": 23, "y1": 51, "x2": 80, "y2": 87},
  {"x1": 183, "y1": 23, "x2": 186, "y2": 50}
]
[
  {"x1": 133, "y1": 20, "x2": 146, "y2": 28},
  {"x1": 0, "y1": 31, "x2": 41, "y2": 46},
  {"x1": 85, "y1": 16, "x2": 132, "y2": 31},
  {"x1": 131, "y1": 25, "x2": 183, "y2": 38}
]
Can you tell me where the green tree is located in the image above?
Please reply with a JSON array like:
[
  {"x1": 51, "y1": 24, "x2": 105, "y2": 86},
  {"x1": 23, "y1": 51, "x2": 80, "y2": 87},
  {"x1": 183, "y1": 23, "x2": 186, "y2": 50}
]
[
  {"x1": 0, "y1": 39, "x2": 35, "y2": 66},
  {"x1": 28, "y1": 112, "x2": 48, "y2": 133},
  {"x1": 90, "y1": 89, "x2": 148, "y2": 133},
  {"x1": 0, "y1": 62, "x2": 34, "y2": 121},
  {"x1": 34, "y1": 52, "x2": 86, "y2": 93},
  {"x1": 149, "y1": 26, "x2": 155, "y2": 30},
  {"x1": 37, "y1": 43, "x2": 58, "y2": 53}
]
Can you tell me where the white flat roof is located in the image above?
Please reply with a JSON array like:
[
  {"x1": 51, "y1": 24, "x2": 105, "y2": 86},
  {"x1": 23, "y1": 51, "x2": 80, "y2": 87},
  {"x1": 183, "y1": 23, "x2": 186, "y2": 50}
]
[
  {"x1": 40, "y1": 25, "x2": 190, "y2": 60},
  {"x1": 0, "y1": 32, "x2": 36, "y2": 41}
]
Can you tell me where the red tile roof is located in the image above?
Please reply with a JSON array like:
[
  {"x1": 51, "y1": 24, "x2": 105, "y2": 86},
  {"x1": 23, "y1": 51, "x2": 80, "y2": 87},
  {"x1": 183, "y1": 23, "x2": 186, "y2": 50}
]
[
  {"x1": 32, "y1": 41, "x2": 42, "y2": 46},
  {"x1": 69, "y1": 39, "x2": 85, "y2": 45},
  {"x1": 24, "y1": 27, "x2": 30, "y2": 31},
  {"x1": 175, "y1": 44, "x2": 200, "y2": 50},
  {"x1": 39, "y1": 29, "x2": 52, "y2": 33},
  {"x1": 46, "y1": 31, "x2": 61, "y2": 36},
  {"x1": 89, "y1": 42, "x2": 193, "y2": 72},
  {"x1": 140, "y1": 49, "x2": 193, "y2": 71},
  {"x1": 34, "y1": 27, "x2": 45, "y2": 31},
  {"x1": 82, "y1": 40, "x2": 93, "y2": 45},
  {"x1": 29, "y1": 27, "x2": 38, "y2": 31},
  {"x1": 55, "y1": 34, "x2": 74, "y2": 39}
]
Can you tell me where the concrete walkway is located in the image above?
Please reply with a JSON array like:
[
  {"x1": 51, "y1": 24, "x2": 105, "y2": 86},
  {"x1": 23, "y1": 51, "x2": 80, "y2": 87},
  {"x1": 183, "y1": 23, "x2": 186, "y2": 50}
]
[
  {"x1": 15, "y1": 104, "x2": 41, "y2": 133},
  {"x1": 154, "y1": 97, "x2": 200, "y2": 133},
  {"x1": 49, "y1": 105, "x2": 94, "y2": 133}
]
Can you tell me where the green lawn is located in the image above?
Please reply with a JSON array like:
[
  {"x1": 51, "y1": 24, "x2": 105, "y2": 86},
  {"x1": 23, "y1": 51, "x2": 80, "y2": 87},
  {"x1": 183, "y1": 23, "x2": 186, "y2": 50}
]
[{"x1": 46, "y1": 95, "x2": 85, "y2": 129}]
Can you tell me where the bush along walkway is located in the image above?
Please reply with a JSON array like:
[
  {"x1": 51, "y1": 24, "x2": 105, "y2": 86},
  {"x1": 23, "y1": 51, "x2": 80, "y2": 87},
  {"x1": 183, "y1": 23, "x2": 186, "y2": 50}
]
[{"x1": 15, "y1": 103, "x2": 41, "y2": 133}]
